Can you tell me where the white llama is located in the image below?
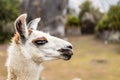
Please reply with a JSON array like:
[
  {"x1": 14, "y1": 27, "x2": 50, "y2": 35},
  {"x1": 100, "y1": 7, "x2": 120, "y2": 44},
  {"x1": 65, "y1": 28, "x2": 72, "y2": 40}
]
[{"x1": 6, "y1": 14, "x2": 73, "y2": 80}]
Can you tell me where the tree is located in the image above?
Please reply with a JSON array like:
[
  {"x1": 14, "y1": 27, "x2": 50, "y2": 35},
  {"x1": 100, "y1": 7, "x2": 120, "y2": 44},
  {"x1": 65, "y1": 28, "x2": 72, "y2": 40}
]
[
  {"x1": 66, "y1": 15, "x2": 80, "y2": 27},
  {"x1": 79, "y1": 0, "x2": 92, "y2": 19},
  {"x1": 0, "y1": 0, "x2": 20, "y2": 43},
  {"x1": 78, "y1": 0, "x2": 102, "y2": 34},
  {"x1": 21, "y1": 0, "x2": 68, "y2": 37},
  {"x1": 0, "y1": 0, "x2": 20, "y2": 23},
  {"x1": 96, "y1": 5, "x2": 120, "y2": 32}
]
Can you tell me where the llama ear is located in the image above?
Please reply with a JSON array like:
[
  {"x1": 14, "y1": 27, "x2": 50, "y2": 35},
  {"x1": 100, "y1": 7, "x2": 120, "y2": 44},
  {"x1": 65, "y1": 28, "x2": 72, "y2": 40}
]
[
  {"x1": 14, "y1": 13, "x2": 28, "y2": 43},
  {"x1": 28, "y1": 18, "x2": 41, "y2": 30}
]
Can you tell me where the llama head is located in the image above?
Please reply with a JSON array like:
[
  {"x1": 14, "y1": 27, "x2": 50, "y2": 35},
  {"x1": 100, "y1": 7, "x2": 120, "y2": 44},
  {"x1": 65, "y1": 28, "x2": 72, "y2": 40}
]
[{"x1": 14, "y1": 14, "x2": 73, "y2": 63}]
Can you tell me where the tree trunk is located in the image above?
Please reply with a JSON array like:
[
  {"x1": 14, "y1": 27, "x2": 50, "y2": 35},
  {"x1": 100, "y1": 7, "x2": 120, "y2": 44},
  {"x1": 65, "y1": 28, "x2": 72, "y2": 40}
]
[{"x1": 20, "y1": 0, "x2": 68, "y2": 37}]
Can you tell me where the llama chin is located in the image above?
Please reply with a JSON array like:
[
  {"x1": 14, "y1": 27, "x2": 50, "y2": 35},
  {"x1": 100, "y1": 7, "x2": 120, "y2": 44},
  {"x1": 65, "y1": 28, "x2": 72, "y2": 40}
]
[{"x1": 6, "y1": 13, "x2": 73, "y2": 80}]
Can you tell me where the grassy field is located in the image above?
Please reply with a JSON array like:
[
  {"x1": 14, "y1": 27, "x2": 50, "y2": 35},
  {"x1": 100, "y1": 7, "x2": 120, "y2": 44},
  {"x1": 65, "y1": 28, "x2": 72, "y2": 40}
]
[{"x1": 0, "y1": 35, "x2": 120, "y2": 80}]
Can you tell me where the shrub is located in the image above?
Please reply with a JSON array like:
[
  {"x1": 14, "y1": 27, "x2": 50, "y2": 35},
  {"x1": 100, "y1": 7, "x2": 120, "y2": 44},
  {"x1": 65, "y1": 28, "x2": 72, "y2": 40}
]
[
  {"x1": 66, "y1": 15, "x2": 80, "y2": 27},
  {"x1": 96, "y1": 5, "x2": 120, "y2": 32},
  {"x1": 96, "y1": 14, "x2": 109, "y2": 32},
  {"x1": 0, "y1": 0, "x2": 20, "y2": 43},
  {"x1": 0, "y1": 0, "x2": 20, "y2": 22}
]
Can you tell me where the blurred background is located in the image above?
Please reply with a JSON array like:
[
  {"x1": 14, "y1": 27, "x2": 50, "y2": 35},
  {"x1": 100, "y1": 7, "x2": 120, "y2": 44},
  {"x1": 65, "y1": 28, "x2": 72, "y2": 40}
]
[{"x1": 0, "y1": 0, "x2": 120, "y2": 80}]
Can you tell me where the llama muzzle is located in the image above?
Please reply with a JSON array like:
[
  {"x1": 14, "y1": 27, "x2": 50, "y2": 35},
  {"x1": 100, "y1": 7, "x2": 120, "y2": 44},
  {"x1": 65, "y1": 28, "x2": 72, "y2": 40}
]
[{"x1": 58, "y1": 46, "x2": 73, "y2": 60}]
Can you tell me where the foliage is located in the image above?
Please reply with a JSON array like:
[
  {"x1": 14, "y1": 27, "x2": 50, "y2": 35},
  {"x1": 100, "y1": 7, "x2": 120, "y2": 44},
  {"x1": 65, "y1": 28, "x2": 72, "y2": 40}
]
[
  {"x1": 91, "y1": 9, "x2": 103, "y2": 24},
  {"x1": 96, "y1": 14, "x2": 109, "y2": 31},
  {"x1": 0, "y1": 0, "x2": 20, "y2": 43},
  {"x1": 0, "y1": 33, "x2": 13, "y2": 43},
  {"x1": 96, "y1": 5, "x2": 120, "y2": 32},
  {"x1": 79, "y1": 0, "x2": 102, "y2": 22},
  {"x1": 66, "y1": 15, "x2": 80, "y2": 27},
  {"x1": 78, "y1": 0, "x2": 102, "y2": 34},
  {"x1": 0, "y1": 0, "x2": 20, "y2": 22},
  {"x1": 79, "y1": 0, "x2": 92, "y2": 19}
]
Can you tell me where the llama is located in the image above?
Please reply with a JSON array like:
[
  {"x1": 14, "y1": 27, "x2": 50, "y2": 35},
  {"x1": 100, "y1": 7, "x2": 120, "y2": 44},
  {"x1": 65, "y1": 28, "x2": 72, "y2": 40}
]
[{"x1": 6, "y1": 14, "x2": 73, "y2": 80}]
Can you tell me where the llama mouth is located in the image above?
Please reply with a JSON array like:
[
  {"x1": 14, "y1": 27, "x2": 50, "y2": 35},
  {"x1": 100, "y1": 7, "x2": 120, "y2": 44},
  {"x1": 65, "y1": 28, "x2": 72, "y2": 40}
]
[
  {"x1": 58, "y1": 48, "x2": 73, "y2": 60},
  {"x1": 44, "y1": 54, "x2": 72, "y2": 60},
  {"x1": 60, "y1": 54, "x2": 72, "y2": 60}
]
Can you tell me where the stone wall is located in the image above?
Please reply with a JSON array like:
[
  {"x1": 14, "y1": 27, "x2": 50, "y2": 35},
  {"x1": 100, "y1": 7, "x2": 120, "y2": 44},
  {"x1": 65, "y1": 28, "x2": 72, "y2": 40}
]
[{"x1": 96, "y1": 30, "x2": 120, "y2": 43}]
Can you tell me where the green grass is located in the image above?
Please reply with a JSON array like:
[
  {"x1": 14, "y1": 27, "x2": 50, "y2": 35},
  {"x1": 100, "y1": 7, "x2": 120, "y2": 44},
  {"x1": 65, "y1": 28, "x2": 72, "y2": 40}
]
[{"x1": 0, "y1": 35, "x2": 120, "y2": 80}]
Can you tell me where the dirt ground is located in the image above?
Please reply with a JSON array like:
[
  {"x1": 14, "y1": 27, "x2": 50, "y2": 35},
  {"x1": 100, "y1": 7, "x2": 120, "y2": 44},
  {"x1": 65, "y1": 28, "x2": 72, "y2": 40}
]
[{"x1": 0, "y1": 35, "x2": 120, "y2": 80}]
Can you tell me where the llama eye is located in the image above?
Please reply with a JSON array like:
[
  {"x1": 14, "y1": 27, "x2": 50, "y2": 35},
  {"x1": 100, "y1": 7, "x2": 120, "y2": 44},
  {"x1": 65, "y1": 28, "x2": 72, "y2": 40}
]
[
  {"x1": 34, "y1": 40, "x2": 48, "y2": 45},
  {"x1": 32, "y1": 37, "x2": 48, "y2": 46}
]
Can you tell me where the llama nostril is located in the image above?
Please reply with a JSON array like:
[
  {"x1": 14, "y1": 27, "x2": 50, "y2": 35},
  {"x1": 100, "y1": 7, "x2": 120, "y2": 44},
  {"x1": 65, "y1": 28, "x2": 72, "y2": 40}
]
[
  {"x1": 58, "y1": 48, "x2": 73, "y2": 55},
  {"x1": 67, "y1": 45, "x2": 72, "y2": 49}
]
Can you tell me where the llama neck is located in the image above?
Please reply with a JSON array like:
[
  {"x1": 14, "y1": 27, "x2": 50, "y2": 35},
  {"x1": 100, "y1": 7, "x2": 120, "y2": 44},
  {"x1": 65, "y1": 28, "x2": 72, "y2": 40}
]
[{"x1": 7, "y1": 44, "x2": 43, "y2": 80}]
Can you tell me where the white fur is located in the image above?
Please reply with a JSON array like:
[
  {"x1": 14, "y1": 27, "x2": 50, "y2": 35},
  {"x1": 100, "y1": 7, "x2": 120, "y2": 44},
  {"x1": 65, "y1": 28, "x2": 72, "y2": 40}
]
[
  {"x1": 28, "y1": 18, "x2": 41, "y2": 30},
  {"x1": 6, "y1": 14, "x2": 73, "y2": 80}
]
